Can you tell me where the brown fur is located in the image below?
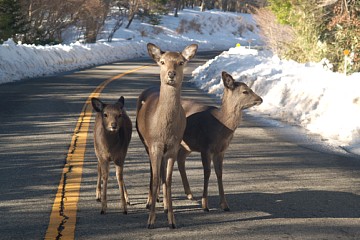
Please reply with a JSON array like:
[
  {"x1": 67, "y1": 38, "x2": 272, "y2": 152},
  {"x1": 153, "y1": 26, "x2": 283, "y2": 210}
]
[
  {"x1": 136, "y1": 43, "x2": 197, "y2": 229},
  {"x1": 91, "y1": 96, "x2": 132, "y2": 215},
  {"x1": 178, "y1": 71, "x2": 263, "y2": 211}
]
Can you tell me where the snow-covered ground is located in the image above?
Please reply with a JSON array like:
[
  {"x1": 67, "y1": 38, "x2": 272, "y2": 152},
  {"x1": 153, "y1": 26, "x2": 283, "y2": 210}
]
[{"x1": 0, "y1": 8, "x2": 359, "y2": 156}]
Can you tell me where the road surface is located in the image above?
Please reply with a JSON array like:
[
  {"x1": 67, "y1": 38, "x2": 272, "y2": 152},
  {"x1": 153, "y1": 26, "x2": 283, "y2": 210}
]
[{"x1": 0, "y1": 51, "x2": 360, "y2": 240}]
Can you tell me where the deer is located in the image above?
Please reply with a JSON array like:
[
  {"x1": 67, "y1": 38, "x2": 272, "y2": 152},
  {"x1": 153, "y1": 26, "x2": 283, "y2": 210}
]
[
  {"x1": 136, "y1": 43, "x2": 198, "y2": 229},
  {"x1": 177, "y1": 71, "x2": 263, "y2": 212},
  {"x1": 91, "y1": 96, "x2": 132, "y2": 215}
]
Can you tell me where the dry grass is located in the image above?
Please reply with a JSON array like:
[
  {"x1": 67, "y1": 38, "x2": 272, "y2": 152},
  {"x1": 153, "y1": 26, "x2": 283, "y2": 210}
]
[
  {"x1": 253, "y1": 8, "x2": 294, "y2": 55},
  {"x1": 139, "y1": 29, "x2": 148, "y2": 37},
  {"x1": 176, "y1": 18, "x2": 202, "y2": 34},
  {"x1": 152, "y1": 26, "x2": 164, "y2": 35},
  {"x1": 176, "y1": 19, "x2": 188, "y2": 34},
  {"x1": 188, "y1": 19, "x2": 202, "y2": 34}
]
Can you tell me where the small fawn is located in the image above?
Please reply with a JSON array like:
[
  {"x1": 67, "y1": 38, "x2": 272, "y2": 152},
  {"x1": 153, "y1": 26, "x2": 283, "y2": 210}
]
[{"x1": 91, "y1": 96, "x2": 132, "y2": 215}]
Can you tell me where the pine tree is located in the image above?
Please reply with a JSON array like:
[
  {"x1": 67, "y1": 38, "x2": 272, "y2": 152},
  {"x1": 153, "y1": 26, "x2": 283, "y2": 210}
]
[{"x1": 0, "y1": 0, "x2": 28, "y2": 43}]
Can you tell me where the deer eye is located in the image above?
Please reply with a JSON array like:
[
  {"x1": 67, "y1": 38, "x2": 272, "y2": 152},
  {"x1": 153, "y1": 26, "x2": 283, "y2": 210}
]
[
  {"x1": 179, "y1": 61, "x2": 184, "y2": 65},
  {"x1": 160, "y1": 60, "x2": 165, "y2": 65},
  {"x1": 103, "y1": 113, "x2": 108, "y2": 118},
  {"x1": 242, "y1": 90, "x2": 249, "y2": 95}
]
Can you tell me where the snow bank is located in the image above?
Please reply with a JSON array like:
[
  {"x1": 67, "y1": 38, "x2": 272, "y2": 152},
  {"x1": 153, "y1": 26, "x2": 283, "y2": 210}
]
[
  {"x1": 191, "y1": 46, "x2": 360, "y2": 155},
  {"x1": 0, "y1": 40, "x2": 146, "y2": 83}
]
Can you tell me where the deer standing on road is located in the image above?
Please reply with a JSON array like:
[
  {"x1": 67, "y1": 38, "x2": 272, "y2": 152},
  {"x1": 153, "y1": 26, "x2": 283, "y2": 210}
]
[
  {"x1": 178, "y1": 71, "x2": 263, "y2": 211},
  {"x1": 91, "y1": 96, "x2": 132, "y2": 215},
  {"x1": 136, "y1": 43, "x2": 197, "y2": 229}
]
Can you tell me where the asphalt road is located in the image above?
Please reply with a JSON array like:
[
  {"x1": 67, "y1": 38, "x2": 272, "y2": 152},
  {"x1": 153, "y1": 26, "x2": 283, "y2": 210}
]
[{"x1": 0, "y1": 50, "x2": 360, "y2": 240}]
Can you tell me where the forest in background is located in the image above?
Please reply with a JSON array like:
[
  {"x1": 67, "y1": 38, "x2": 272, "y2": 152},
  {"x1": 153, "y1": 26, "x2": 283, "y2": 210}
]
[
  {"x1": 0, "y1": 0, "x2": 358, "y2": 73},
  {"x1": 0, "y1": 0, "x2": 265, "y2": 45}
]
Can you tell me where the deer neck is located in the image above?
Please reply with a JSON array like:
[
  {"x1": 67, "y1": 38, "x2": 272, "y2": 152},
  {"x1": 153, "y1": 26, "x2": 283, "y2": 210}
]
[
  {"x1": 216, "y1": 98, "x2": 242, "y2": 131},
  {"x1": 157, "y1": 84, "x2": 182, "y2": 116},
  {"x1": 103, "y1": 127, "x2": 120, "y2": 141}
]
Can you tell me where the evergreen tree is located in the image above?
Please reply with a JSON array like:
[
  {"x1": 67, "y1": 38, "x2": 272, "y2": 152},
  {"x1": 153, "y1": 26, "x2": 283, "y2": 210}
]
[{"x1": 0, "y1": 0, "x2": 28, "y2": 42}]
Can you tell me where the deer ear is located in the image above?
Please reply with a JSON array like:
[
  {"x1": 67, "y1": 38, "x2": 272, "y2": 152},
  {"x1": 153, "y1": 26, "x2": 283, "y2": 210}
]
[
  {"x1": 91, "y1": 98, "x2": 104, "y2": 112},
  {"x1": 147, "y1": 43, "x2": 164, "y2": 63},
  {"x1": 182, "y1": 44, "x2": 198, "y2": 61},
  {"x1": 118, "y1": 96, "x2": 125, "y2": 107},
  {"x1": 222, "y1": 71, "x2": 235, "y2": 90}
]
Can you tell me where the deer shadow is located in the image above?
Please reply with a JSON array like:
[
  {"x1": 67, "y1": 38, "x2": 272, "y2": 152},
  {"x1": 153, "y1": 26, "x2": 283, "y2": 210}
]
[{"x1": 204, "y1": 190, "x2": 360, "y2": 221}]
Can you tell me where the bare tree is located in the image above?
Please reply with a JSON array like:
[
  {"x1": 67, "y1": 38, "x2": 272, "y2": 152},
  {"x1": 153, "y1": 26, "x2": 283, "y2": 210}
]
[
  {"x1": 125, "y1": 0, "x2": 140, "y2": 28},
  {"x1": 108, "y1": 3, "x2": 126, "y2": 42},
  {"x1": 20, "y1": 0, "x2": 87, "y2": 43}
]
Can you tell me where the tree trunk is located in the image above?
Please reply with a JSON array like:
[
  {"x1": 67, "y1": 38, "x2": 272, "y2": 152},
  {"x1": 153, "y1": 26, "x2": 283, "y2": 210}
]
[
  {"x1": 174, "y1": 0, "x2": 180, "y2": 17},
  {"x1": 221, "y1": 0, "x2": 228, "y2": 11},
  {"x1": 200, "y1": 0, "x2": 205, "y2": 11}
]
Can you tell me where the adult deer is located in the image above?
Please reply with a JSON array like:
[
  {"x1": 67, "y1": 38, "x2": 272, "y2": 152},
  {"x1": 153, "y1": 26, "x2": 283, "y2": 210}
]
[
  {"x1": 178, "y1": 71, "x2": 263, "y2": 212},
  {"x1": 136, "y1": 43, "x2": 198, "y2": 229},
  {"x1": 91, "y1": 96, "x2": 132, "y2": 215}
]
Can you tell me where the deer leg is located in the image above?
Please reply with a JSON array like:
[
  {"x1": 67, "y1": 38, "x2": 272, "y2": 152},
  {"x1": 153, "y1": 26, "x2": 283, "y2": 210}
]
[
  {"x1": 146, "y1": 160, "x2": 161, "y2": 209},
  {"x1": 162, "y1": 158, "x2": 168, "y2": 213},
  {"x1": 115, "y1": 163, "x2": 128, "y2": 214},
  {"x1": 100, "y1": 161, "x2": 110, "y2": 214},
  {"x1": 213, "y1": 153, "x2": 230, "y2": 211},
  {"x1": 96, "y1": 161, "x2": 102, "y2": 202},
  {"x1": 148, "y1": 147, "x2": 162, "y2": 229},
  {"x1": 146, "y1": 163, "x2": 153, "y2": 209},
  {"x1": 177, "y1": 147, "x2": 193, "y2": 200},
  {"x1": 124, "y1": 184, "x2": 130, "y2": 205},
  {"x1": 164, "y1": 153, "x2": 176, "y2": 229},
  {"x1": 201, "y1": 151, "x2": 212, "y2": 212}
]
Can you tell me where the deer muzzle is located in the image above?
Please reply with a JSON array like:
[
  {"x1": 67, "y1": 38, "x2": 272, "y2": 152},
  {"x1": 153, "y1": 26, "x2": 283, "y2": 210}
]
[
  {"x1": 255, "y1": 97, "x2": 263, "y2": 105},
  {"x1": 167, "y1": 71, "x2": 177, "y2": 85},
  {"x1": 109, "y1": 122, "x2": 118, "y2": 132}
]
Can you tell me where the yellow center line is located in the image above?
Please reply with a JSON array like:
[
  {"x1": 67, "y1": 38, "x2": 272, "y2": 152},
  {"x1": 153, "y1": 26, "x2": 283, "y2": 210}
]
[{"x1": 45, "y1": 65, "x2": 150, "y2": 240}]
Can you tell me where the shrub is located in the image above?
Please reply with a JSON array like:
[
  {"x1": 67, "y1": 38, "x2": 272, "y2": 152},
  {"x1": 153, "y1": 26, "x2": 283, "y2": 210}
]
[
  {"x1": 257, "y1": 0, "x2": 360, "y2": 73},
  {"x1": 176, "y1": 19, "x2": 188, "y2": 34},
  {"x1": 325, "y1": 0, "x2": 360, "y2": 73},
  {"x1": 253, "y1": 8, "x2": 294, "y2": 56}
]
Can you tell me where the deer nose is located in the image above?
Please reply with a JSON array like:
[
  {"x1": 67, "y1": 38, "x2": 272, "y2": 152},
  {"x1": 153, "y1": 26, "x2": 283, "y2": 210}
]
[
  {"x1": 256, "y1": 97, "x2": 263, "y2": 105},
  {"x1": 110, "y1": 122, "x2": 117, "y2": 130},
  {"x1": 168, "y1": 71, "x2": 176, "y2": 79}
]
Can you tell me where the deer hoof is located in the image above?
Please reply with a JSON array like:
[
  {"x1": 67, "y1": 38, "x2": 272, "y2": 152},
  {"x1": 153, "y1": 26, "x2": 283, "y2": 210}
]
[
  {"x1": 223, "y1": 207, "x2": 230, "y2": 211},
  {"x1": 203, "y1": 207, "x2": 210, "y2": 212},
  {"x1": 148, "y1": 223, "x2": 155, "y2": 229},
  {"x1": 96, "y1": 198, "x2": 101, "y2": 202},
  {"x1": 145, "y1": 203, "x2": 150, "y2": 209},
  {"x1": 164, "y1": 209, "x2": 168, "y2": 214},
  {"x1": 169, "y1": 223, "x2": 176, "y2": 229},
  {"x1": 100, "y1": 210, "x2": 105, "y2": 215},
  {"x1": 186, "y1": 194, "x2": 194, "y2": 200},
  {"x1": 123, "y1": 210, "x2": 128, "y2": 215}
]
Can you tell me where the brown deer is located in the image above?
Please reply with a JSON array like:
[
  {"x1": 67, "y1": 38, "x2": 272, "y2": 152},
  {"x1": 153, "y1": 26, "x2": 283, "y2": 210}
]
[
  {"x1": 178, "y1": 71, "x2": 263, "y2": 211},
  {"x1": 91, "y1": 96, "x2": 132, "y2": 215},
  {"x1": 136, "y1": 43, "x2": 197, "y2": 229}
]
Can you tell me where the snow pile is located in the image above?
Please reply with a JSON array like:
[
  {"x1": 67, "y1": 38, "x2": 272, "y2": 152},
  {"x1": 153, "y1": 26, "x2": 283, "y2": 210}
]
[
  {"x1": 0, "y1": 40, "x2": 146, "y2": 82},
  {"x1": 191, "y1": 46, "x2": 360, "y2": 155},
  {"x1": 0, "y1": 8, "x2": 259, "y2": 84}
]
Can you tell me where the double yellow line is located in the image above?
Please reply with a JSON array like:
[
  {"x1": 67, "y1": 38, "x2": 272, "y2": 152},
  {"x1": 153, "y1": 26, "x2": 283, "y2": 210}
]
[{"x1": 45, "y1": 65, "x2": 149, "y2": 239}]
